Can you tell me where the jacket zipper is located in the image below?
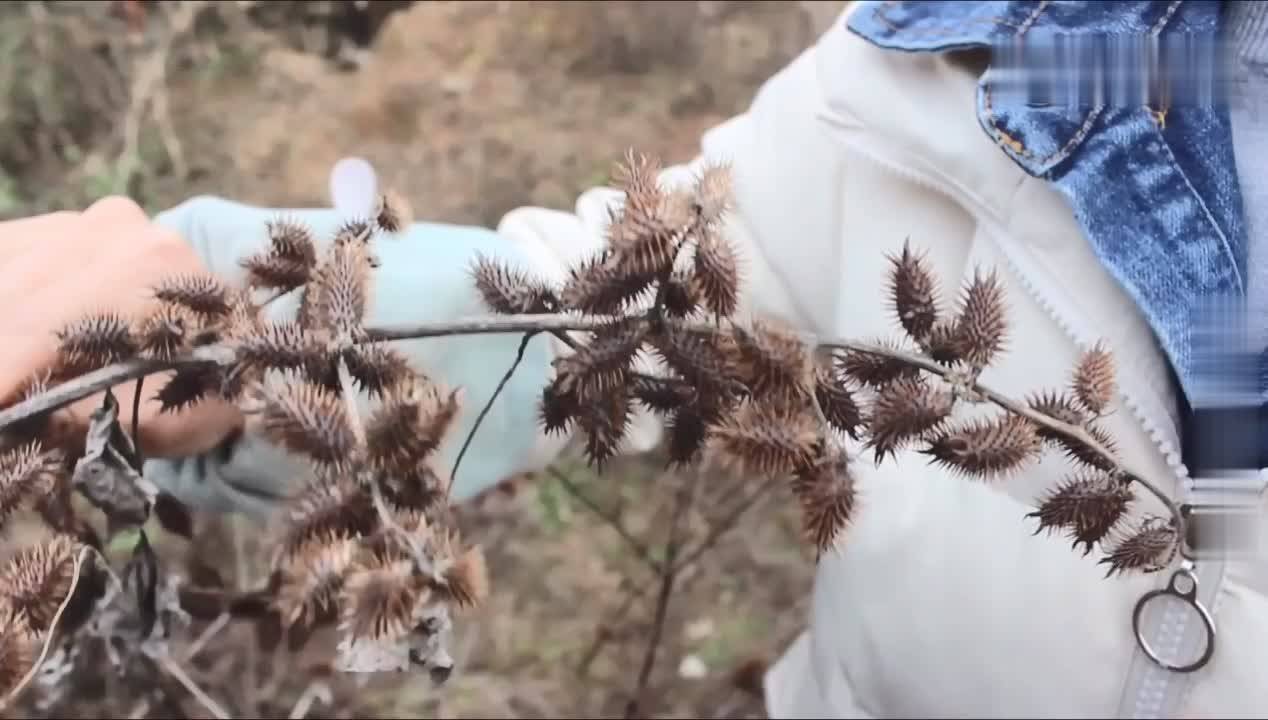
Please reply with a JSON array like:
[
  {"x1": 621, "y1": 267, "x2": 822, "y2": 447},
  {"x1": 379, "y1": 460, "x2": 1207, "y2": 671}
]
[{"x1": 827, "y1": 126, "x2": 1191, "y2": 717}]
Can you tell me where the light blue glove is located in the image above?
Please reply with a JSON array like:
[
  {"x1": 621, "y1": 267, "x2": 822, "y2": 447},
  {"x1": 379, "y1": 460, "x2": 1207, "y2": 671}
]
[{"x1": 144, "y1": 194, "x2": 557, "y2": 516}]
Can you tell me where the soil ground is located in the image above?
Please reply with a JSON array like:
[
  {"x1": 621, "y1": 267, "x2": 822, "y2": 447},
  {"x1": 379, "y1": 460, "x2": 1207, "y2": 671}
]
[{"x1": 0, "y1": 2, "x2": 845, "y2": 717}]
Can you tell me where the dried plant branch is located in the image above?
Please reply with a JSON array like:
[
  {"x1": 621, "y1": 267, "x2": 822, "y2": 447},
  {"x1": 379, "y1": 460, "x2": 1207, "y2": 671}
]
[
  {"x1": 0, "y1": 150, "x2": 1189, "y2": 715},
  {"x1": 624, "y1": 471, "x2": 699, "y2": 720}
]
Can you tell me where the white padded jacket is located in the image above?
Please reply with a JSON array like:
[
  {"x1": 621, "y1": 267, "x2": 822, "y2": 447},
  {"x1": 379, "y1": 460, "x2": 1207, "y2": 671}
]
[{"x1": 497, "y1": 4, "x2": 1268, "y2": 718}]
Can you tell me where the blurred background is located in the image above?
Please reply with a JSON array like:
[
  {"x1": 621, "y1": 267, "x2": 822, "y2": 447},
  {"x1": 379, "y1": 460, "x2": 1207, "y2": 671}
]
[{"x1": 0, "y1": 1, "x2": 843, "y2": 717}]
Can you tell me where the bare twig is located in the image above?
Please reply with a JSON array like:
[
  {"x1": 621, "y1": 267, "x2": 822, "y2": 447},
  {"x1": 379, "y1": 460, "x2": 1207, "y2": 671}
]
[
  {"x1": 624, "y1": 471, "x2": 700, "y2": 719},
  {"x1": 447, "y1": 331, "x2": 538, "y2": 496},
  {"x1": 150, "y1": 650, "x2": 232, "y2": 720},
  {"x1": 114, "y1": 0, "x2": 205, "y2": 192}
]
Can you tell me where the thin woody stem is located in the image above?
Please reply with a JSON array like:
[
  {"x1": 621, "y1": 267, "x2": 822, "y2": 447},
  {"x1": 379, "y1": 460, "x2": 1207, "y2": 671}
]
[{"x1": 0, "y1": 314, "x2": 1183, "y2": 543}]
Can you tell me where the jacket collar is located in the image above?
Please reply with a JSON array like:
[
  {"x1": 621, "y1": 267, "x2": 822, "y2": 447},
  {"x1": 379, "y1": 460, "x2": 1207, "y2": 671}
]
[{"x1": 844, "y1": 1, "x2": 1247, "y2": 399}]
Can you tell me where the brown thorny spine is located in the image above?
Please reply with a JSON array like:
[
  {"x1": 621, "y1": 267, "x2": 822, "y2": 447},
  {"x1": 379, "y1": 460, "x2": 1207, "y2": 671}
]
[{"x1": 0, "y1": 151, "x2": 1178, "y2": 702}]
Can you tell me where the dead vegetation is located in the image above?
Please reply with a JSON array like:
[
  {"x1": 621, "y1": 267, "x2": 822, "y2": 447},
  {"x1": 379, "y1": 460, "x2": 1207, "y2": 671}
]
[{"x1": 0, "y1": 146, "x2": 1186, "y2": 718}]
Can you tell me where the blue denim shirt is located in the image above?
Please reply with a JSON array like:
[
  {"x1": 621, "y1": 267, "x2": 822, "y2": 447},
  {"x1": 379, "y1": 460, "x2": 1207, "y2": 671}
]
[{"x1": 847, "y1": 1, "x2": 1258, "y2": 470}]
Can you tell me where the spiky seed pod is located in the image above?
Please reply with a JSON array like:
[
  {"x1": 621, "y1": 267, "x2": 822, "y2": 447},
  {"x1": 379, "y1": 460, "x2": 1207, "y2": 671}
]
[
  {"x1": 334, "y1": 219, "x2": 376, "y2": 248},
  {"x1": 365, "y1": 382, "x2": 461, "y2": 473},
  {"x1": 340, "y1": 558, "x2": 426, "y2": 642},
  {"x1": 887, "y1": 241, "x2": 940, "y2": 343},
  {"x1": 55, "y1": 311, "x2": 138, "y2": 373},
  {"x1": 343, "y1": 343, "x2": 417, "y2": 398},
  {"x1": 837, "y1": 343, "x2": 921, "y2": 388},
  {"x1": 266, "y1": 218, "x2": 318, "y2": 266},
  {"x1": 134, "y1": 302, "x2": 197, "y2": 362},
  {"x1": 1027, "y1": 391, "x2": 1088, "y2": 442},
  {"x1": 235, "y1": 321, "x2": 323, "y2": 375},
  {"x1": 152, "y1": 273, "x2": 231, "y2": 318},
  {"x1": 0, "y1": 441, "x2": 63, "y2": 527},
  {"x1": 710, "y1": 401, "x2": 821, "y2": 477},
  {"x1": 692, "y1": 225, "x2": 740, "y2": 318},
  {"x1": 1028, "y1": 472, "x2": 1134, "y2": 555},
  {"x1": 241, "y1": 253, "x2": 313, "y2": 292},
  {"x1": 431, "y1": 533, "x2": 489, "y2": 610},
  {"x1": 814, "y1": 362, "x2": 866, "y2": 440},
  {"x1": 693, "y1": 162, "x2": 733, "y2": 225},
  {"x1": 274, "y1": 533, "x2": 359, "y2": 628},
  {"x1": 0, "y1": 534, "x2": 81, "y2": 633},
  {"x1": 554, "y1": 319, "x2": 650, "y2": 401},
  {"x1": 922, "y1": 413, "x2": 1040, "y2": 479},
  {"x1": 575, "y1": 384, "x2": 633, "y2": 467},
  {"x1": 375, "y1": 189, "x2": 413, "y2": 234},
  {"x1": 665, "y1": 405, "x2": 710, "y2": 467},
  {"x1": 661, "y1": 269, "x2": 701, "y2": 318},
  {"x1": 279, "y1": 474, "x2": 378, "y2": 560},
  {"x1": 631, "y1": 375, "x2": 696, "y2": 414},
  {"x1": 953, "y1": 270, "x2": 1008, "y2": 370},
  {"x1": 384, "y1": 462, "x2": 445, "y2": 512},
  {"x1": 248, "y1": 373, "x2": 357, "y2": 465},
  {"x1": 792, "y1": 443, "x2": 856, "y2": 553},
  {"x1": 539, "y1": 381, "x2": 580, "y2": 436},
  {"x1": 732, "y1": 322, "x2": 812, "y2": 403},
  {"x1": 216, "y1": 287, "x2": 266, "y2": 344},
  {"x1": 606, "y1": 204, "x2": 678, "y2": 278},
  {"x1": 1072, "y1": 342, "x2": 1116, "y2": 415},
  {"x1": 1099, "y1": 516, "x2": 1178, "y2": 577},
  {"x1": 1057, "y1": 422, "x2": 1119, "y2": 473},
  {"x1": 470, "y1": 254, "x2": 559, "y2": 315},
  {"x1": 868, "y1": 376, "x2": 955, "y2": 464},
  {"x1": 307, "y1": 240, "x2": 375, "y2": 343},
  {"x1": 155, "y1": 364, "x2": 221, "y2": 414},
  {"x1": 0, "y1": 605, "x2": 38, "y2": 698},
  {"x1": 559, "y1": 252, "x2": 656, "y2": 315},
  {"x1": 925, "y1": 320, "x2": 963, "y2": 366},
  {"x1": 650, "y1": 321, "x2": 738, "y2": 390},
  {"x1": 613, "y1": 149, "x2": 664, "y2": 212}
]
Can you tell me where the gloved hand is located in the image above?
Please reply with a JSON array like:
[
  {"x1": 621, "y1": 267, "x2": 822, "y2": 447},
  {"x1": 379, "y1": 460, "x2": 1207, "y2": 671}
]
[{"x1": 144, "y1": 162, "x2": 565, "y2": 517}]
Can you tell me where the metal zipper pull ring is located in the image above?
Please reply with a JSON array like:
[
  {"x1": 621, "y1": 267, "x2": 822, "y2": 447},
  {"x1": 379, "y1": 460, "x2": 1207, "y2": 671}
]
[{"x1": 1131, "y1": 565, "x2": 1216, "y2": 673}]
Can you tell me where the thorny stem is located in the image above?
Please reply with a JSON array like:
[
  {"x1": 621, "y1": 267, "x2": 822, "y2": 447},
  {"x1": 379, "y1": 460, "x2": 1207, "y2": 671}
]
[
  {"x1": 446, "y1": 332, "x2": 538, "y2": 498},
  {"x1": 0, "y1": 314, "x2": 1186, "y2": 551}
]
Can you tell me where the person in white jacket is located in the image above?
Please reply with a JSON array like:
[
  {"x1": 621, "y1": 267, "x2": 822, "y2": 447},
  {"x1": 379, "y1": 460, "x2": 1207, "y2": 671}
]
[
  {"x1": 495, "y1": 2, "x2": 1268, "y2": 717},
  {"x1": 13, "y1": 2, "x2": 1266, "y2": 718}
]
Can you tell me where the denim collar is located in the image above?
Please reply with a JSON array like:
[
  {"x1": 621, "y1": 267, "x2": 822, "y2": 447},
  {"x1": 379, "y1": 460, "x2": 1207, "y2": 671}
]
[{"x1": 846, "y1": 1, "x2": 1247, "y2": 402}]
